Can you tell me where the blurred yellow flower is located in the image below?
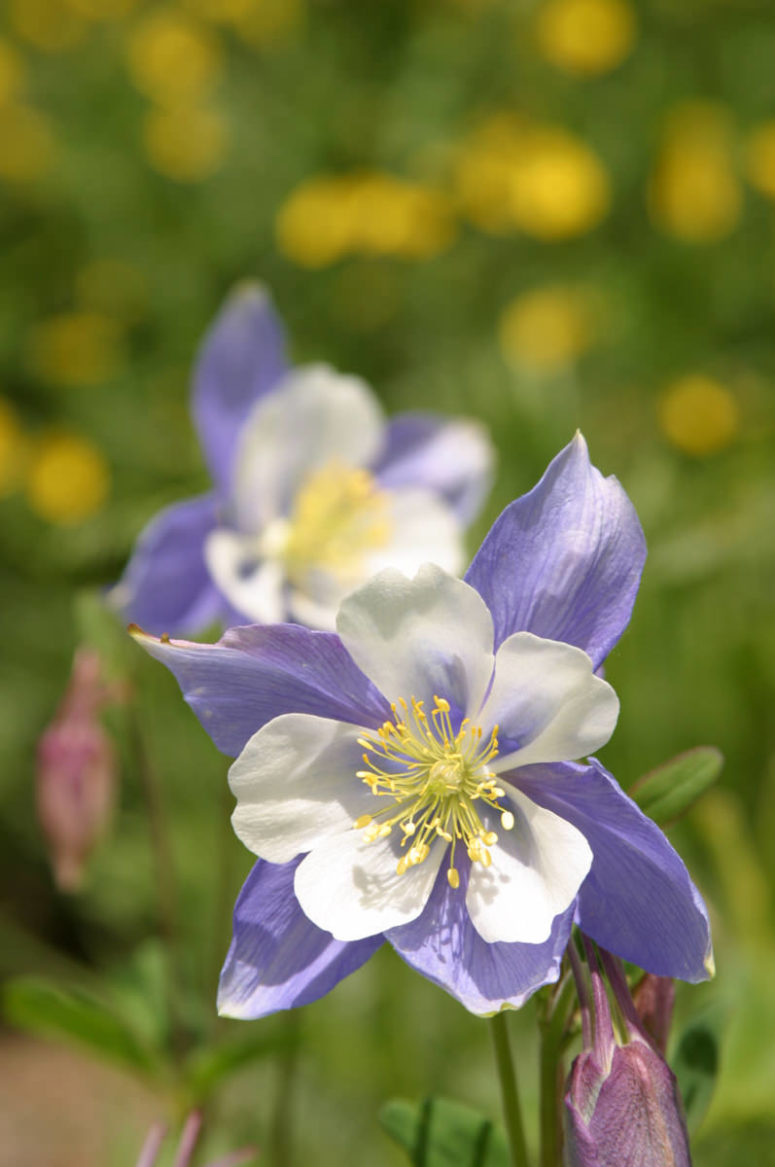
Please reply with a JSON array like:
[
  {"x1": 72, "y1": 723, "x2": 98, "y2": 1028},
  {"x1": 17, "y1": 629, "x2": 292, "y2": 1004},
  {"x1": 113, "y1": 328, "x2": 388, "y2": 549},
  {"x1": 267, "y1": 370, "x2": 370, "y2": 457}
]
[
  {"x1": 510, "y1": 126, "x2": 611, "y2": 239},
  {"x1": 143, "y1": 104, "x2": 228, "y2": 181},
  {"x1": 0, "y1": 38, "x2": 25, "y2": 107},
  {"x1": 658, "y1": 374, "x2": 740, "y2": 456},
  {"x1": 535, "y1": 0, "x2": 636, "y2": 77},
  {"x1": 453, "y1": 113, "x2": 528, "y2": 233},
  {"x1": 649, "y1": 102, "x2": 742, "y2": 243},
  {"x1": 499, "y1": 285, "x2": 595, "y2": 372},
  {"x1": 0, "y1": 397, "x2": 28, "y2": 498},
  {"x1": 233, "y1": 0, "x2": 305, "y2": 47},
  {"x1": 276, "y1": 173, "x2": 457, "y2": 268},
  {"x1": 0, "y1": 104, "x2": 55, "y2": 182},
  {"x1": 25, "y1": 433, "x2": 110, "y2": 524},
  {"x1": 75, "y1": 259, "x2": 146, "y2": 323},
  {"x1": 9, "y1": 0, "x2": 87, "y2": 52},
  {"x1": 453, "y1": 115, "x2": 610, "y2": 239},
  {"x1": 27, "y1": 313, "x2": 125, "y2": 388},
  {"x1": 127, "y1": 11, "x2": 222, "y2": 105},
  {"x1": 744, "y1": 121, "x2": 775, "y2": 200}
]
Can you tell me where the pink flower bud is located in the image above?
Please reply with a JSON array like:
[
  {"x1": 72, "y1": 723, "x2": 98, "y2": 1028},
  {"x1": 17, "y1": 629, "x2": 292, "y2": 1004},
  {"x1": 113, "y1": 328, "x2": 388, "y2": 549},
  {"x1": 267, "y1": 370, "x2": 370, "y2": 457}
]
[
  {"x1": 564, "y1": 946, "x2": 691, "y2": 1167},
  {"x1": 36, "y1": 648, "x2": 119, "y2": 891}
]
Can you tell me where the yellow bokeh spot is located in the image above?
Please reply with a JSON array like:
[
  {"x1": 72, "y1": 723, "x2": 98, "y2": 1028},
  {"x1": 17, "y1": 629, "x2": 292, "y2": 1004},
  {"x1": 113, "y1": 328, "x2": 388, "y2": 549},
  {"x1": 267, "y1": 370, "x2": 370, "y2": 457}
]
[
  {"x1": 453, "y1": 115, "x2": 610, "y2": 239},
  {"x1": 649, "y1": 103, "x2": 741, "y2": 243},
  {"x1": 744, "y1": 121, "x2": 775, "y2": 201},
  {"x1": 27, "y1": 313, "x2": 125, "y2": 388},
  {"x1": 0, "y1": 398, "x2": 28, "y2": 498},
  {"x1": 535, "y1": 0, "x2": 636, "y2": 77},
  {"x1": 233, "y1": 0, "x2": 305, "y2": 47},
  {"x1": 75, "y1": 259, "x2": 146, "y2": 323},
  {"x1": 25, "y1": 433, "x2": 110, "y2": 524},
  {"x1": 0, "y1": 38, "x2": 25, "y2": 106},
  {"x1": 499, "y1": 286, "x2": 594, "y2": 373},
  {"x1": 658, "y1": 374, "x2": 740, "y2": 456},
  {"x1": 510, "y1": 127, "x2": 611, "y2": 239},
  {"x1": 9, "y1": 0, "x2": 87, "y2": 52},
  {"x1": 0, "y1": 104, "x2": 55, "y2": 181},
  {"x1": 143, "y1": 105, "x2": 228, "y2": 182},
  {"x1": 127, "y1": 11, "x2": 222, "y2": 105},
  {"x1": 276, "y1": 172, "x2": 456, "y2": 268}
]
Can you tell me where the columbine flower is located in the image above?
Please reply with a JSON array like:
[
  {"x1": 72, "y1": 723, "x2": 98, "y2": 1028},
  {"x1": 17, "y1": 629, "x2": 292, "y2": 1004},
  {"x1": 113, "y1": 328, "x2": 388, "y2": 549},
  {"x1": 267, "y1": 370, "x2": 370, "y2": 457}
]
[
  {"x1": 564, "y1": 946, "x2": 691, "y2": 1167},
  {"x1": 133, "y1": 435, "x2": 713, "y2": 1017},
  {"x1": 113, "y1": 284, "x2": 493, "y2": 634}
]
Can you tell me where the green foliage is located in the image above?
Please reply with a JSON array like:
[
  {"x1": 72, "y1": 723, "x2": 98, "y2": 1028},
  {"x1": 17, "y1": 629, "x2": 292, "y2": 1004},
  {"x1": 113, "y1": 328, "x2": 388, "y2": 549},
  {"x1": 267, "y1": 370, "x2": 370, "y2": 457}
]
[
  {"x1": 672, "y1": 1024, "x2": 720, "y2": 1135},
  {"x1": 2, "y1": 975, "x2": 165, "y2": 1082},
  {"x1": 631, "y1": 747, "x2": 724, "y2": 826},
  {"x1": 380, "y1": 1097, "x2": 509, "y2": 1167}
]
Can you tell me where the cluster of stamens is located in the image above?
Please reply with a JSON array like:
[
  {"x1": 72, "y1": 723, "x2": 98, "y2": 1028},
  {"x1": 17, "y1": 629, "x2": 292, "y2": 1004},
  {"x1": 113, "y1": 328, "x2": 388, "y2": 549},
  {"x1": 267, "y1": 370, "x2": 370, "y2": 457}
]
[
  {"x1": 283, "y1": 462, "x2": 392, "y2": 585},
  {"x1": 354, "y1": 695, "x2": 514, "y2": 888}
]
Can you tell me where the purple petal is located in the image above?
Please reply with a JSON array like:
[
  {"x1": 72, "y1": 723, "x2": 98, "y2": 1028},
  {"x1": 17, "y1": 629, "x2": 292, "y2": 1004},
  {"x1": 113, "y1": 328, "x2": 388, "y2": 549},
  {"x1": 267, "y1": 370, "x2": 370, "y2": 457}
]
[
  {"x1": 465, "y1": 433, "x2": 646, "y2": 668},
  {"x1": 192, "y1": 284, "x2": 288, "y2": 493},
  {"x1": 386, "y1": 861, "x2": 575, "y2": 1015},
  {"x1": 131, "y1": 623, "x2": 390, "y2": 757},
  {"x1": 375, "y1": 413, "x2": 494, "y2": 524},
  {"x1": 218, "y1": 859, "x2": 383, "y2": 1019},
  {"x1": 113, "y1": 494, "x2": 224, "y2": 637},
  {"x1": 514, "y1": 761, "x2": 713, "y2": 982}
]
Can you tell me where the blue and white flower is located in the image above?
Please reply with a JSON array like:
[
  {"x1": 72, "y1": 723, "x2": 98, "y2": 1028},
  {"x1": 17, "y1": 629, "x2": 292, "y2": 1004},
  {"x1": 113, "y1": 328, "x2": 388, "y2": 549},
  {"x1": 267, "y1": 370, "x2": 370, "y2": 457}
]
[
  {"x1": 113, "y1": 284, "x2": 493, "y2": 633},
  {"x1": 133, "y1": 435, "x2": 713, "y2": 1016}
]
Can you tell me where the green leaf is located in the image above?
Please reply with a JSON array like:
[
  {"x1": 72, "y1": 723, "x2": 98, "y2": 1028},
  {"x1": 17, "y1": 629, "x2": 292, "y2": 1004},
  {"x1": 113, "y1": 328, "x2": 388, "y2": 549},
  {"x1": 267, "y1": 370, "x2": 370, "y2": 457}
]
[
  {"x1": 2, "y1": 976, "x2": 163, "y2": 1081},
  {"x1": 630, "y1": 747, "x2": 724, "y2": 826},
  {"x1": 672, "y1": 1023, "x2": 719, "y2": 1134},
  {"x1": 379, "y1": 1097, "x2": 509, "y2": 1167},
  {"x1": 185, "y1": 1026, "x2": 294, "y2": 1101}
]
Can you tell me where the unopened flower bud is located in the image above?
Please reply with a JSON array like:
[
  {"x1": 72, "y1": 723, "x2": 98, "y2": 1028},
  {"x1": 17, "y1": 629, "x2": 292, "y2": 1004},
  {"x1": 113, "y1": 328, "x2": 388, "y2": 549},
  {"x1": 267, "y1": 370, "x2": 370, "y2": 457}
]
[
  {"x1": 564, "y1": 946, "x2": 691, "y2": 1167},
  {"x1": 36, "y1": 648, "x2": 119, "y2": 891},
  {"x1": 632, "y1": 972, "x2": 676, "y2": 1055}
]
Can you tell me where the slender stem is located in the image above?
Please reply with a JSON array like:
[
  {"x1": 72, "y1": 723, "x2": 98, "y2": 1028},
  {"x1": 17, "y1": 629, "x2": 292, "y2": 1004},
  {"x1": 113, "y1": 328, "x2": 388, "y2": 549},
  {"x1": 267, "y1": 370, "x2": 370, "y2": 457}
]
[
  {"x1": 489, "y1": 1013, "x2": 531, "y2": 1167},
  {"x1": 269, "y1": 1010, "x2": 302, "y2": 1167},
  {"x1": 538, "y1": 1020, "x2": 563, "y2": 1167}
]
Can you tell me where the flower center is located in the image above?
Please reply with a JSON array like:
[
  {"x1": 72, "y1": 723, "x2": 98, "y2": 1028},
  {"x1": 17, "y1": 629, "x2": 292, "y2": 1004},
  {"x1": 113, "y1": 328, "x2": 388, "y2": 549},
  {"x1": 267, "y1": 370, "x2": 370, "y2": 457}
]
[
  {"x1": 281, "y1": 462, "x2": 393, "y2": 586},
  {"x1": 355, "y1": 696, "x2": 514, "y2": 889}
]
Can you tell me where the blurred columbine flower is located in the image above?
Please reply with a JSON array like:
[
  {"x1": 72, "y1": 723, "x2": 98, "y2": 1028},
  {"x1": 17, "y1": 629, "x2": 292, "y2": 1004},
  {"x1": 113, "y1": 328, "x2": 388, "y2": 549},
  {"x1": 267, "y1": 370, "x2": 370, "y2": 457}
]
[
  {"x1": 564, "y1": 947, "x2": 691, "y2": 1167},
  {"x1": 133, "y1": 435, "x2": 712, "y2": 1017},
  {"x1": 36, "y1": 647, "x2": 120, "y2": 891},
  {"x1": 113, "y1": 284, "x2": 493, "y2": 634}
]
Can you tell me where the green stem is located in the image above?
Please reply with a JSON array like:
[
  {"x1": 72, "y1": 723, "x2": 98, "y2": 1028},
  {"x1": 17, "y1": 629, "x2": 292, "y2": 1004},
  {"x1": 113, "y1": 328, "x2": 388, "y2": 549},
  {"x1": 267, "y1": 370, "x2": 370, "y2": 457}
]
[
  {"x1": 538, "y1": 1022, "x2": 563, "y2": 1167},
  {"x1": 269, "y1": 1010, "x2": 302, "y2": 1167},
  {"x1": 489, "y1": 1013, "x2": 531, "y2": 1167}
]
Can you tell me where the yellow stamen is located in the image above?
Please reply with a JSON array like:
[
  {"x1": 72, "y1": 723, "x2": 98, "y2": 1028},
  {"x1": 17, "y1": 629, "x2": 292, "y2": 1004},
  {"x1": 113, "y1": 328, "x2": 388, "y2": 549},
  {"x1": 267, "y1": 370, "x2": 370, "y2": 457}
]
[{"x1": 356, "y1": 694, "x2": 506, "y2": 887}]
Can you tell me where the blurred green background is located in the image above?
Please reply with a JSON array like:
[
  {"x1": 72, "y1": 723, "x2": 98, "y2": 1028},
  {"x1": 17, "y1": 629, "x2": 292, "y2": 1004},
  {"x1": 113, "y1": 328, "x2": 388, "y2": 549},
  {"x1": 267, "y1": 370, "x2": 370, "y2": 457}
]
[{"x1": 1, "y1": 0, "x2": 774, "y2": 1163}]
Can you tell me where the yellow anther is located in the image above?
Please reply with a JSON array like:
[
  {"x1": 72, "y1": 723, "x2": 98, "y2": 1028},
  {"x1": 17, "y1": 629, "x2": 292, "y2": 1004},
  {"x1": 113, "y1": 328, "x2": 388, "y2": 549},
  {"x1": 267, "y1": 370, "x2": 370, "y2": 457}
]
[
  {"x1": 501, "y1": 810, "x2": 515, "y2": 831},
  {"x1": 481, "y1": 849, "x2": 492, "y2": 868},
  {"x1": 434, "y1": 696, "x2": 450, "y2": 712},
  {"x1": 353, "y1": 814, "x2": 372, "y2": 829},
  {"x1": 483, "y1": 830, "x2": 498, "y2": 847},
  {"x1": 396, "y1": 857, "x2": 408, "y2": 875},
  {"x1": 447, "y1": 867, "x2": 460, "y2": 889}
]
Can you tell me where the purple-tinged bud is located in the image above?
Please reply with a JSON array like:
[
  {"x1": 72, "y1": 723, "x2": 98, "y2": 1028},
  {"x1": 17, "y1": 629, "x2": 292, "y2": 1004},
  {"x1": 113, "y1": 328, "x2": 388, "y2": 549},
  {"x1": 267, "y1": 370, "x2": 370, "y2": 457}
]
[
  {"x1": 36, "y1": 648, "x2": 119, "y2": 891},
  {"x1": 564, "y1": 945, "x2": 691, "y2": 1167},
  {"x1": 632, "y1": 973, "x2": 676, "y2": 1056}
]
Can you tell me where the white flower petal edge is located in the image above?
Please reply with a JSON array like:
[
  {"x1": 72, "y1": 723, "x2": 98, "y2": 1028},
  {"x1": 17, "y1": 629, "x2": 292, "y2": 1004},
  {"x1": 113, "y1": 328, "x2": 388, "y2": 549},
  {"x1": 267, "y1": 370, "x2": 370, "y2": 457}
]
[
  {"x1": 336, "y1": 565, "x2": 495, "y2": 715},
  {"x1": 233, "y1": 365, "x2": 386, "y2": 532},
  {"x1": 204, "y1": 530, "x2": 286, "y2": 624},
  {"x1": 294, "y1": 831, "x2": 445, "y2": 941},
  {"x1": 484, "y1": 632, "x2": 619, "y2": 771},
  {"x1": 362, "y1": 487, "x2": 464, "y2": 580},
  {"x1": 229, "y1": 714, "x2": 374, "y2": 864},
  {"x1": 466, "y1": 791, "x2": 593, "y2": 944}
]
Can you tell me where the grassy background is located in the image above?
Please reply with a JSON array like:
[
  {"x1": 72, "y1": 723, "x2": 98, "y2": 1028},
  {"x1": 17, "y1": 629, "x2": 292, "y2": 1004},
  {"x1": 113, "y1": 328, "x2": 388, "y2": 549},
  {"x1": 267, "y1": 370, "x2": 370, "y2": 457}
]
[{"x1": 1, "y1": 0, "x2": 774, "y2": 1162}]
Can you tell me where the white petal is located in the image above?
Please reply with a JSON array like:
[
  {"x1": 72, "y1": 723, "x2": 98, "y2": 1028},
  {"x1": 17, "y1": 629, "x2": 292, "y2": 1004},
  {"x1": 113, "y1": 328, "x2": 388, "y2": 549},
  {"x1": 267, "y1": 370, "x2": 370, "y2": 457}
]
[
  {"x1": 362, "y1": 487, "x2": 465, "y2": 578},
  {"x1": 466, "y1": 790, "x2": 592, "y2": 944},
  {"x1": 336, "y1": 564, "x2": 494, "y2": 715},
  {"x1": 482, "y1": 632, "x2": 619, "y2": 771},
  {"x1": 233, "y1": 365, "x2": 385, "y2": 532},
  {"x1": 229, "y1": 714, "x2": 373, "y2": 864},
  {"x1": 295, "y1": 832, "x2": 444, "y2": 941},
  {"x1": 204, "y1": 529, "x2": 286, "y2": 623}
]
